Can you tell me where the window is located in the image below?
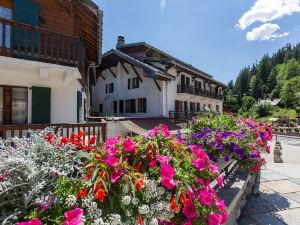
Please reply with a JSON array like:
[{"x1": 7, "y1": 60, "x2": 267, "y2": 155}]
[
  {"x1": 125, "y1": 100, "x2": 130, "y2": 113},
  {"x1": 113, "y1": 101, "x2": 118, "y2": 114},
  {"x1": 138, "y1": 98, "x2": 147, "y2": 113},
  {"x1": 130, "y1": 99, "x2": 136, "y2": 113},
  {"x1": 203, "y1": 104, "x2": 206, "y2": 110},
  {"x1": 0, "y1": 6, "x2": 12, "y2": 48},
  {"x1": 216, "y1": 105, "x2": 220, "y2": 112},
  {"x1": 197, "y1": 103, "x2": 200, "y2": 111},
  {"x1": 186, "y1": 77, "x2": 190, "y2": 85},
  {"x1": 190, "y1": 102, "x2": 196, "y2": 111},
  {"x1": 119, "y1": 100, "x2": 124, "y2": 113},
  {"x1": 106, "y1": 83, "x2": 114, "y2": 93},
  {"x1": 208, "y1": 104, "x2": 211, "y2": 109},
  {"x1": 184, "y1": 101, "x2": 188, "y2": 111},
  {"x1": 128, "y1": 78, "x2": 139, "y2": 89},
  {"x1": 99, "y1": 104, "x2": 103, "y2": 113}
]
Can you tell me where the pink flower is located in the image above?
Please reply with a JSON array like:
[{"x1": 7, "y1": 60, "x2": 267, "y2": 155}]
[
  {"x1": 161, "y1": 124, "x2": 172, "y2": 137},
  {"x1": 17, "y1": 219, "x2": 42, "y2": 225},
  {"x1": 192, "y1": 158, "x2": 207, "y2": 171},
  {"x1": 183, "y1": 200, "x2": 196, "y2": 220},
  {"x1": 111, "y1": 170, "x2": 124, "y2": 184},
  {"x1": 160, "y1": 164, "x2": 176, "y2": 189},
  {"x1": 106, "y1": 147, "x2": 119, "y2": 156},
  {"x1": 209, "y1": 164, "x2": 219, "y2": 174},
  {"x1": 156, "y1": 155, "x2": 170, "y2": 165},
  {"x1": 160, "y1": 164, "x2": 175, "y2": 180},
  {"x1": 105, "y1": 156, "x2": 119, "y2": 167},
  {"x1": 161, "y1": 178, "x2": 176, "y2": 189},
  {"x1": 216, "y1": 199, "x2": 226, "y2": 212},
  {"x1": 199, "y1": 190, "x2": 213, "y2": 206},
  {"x1": 208, "y1": 213, "x2": 223, "y2": 225},
  {"x1": 146, "y1": 127, "x2": 159, "y2": 138},
  {"x1": 216, "y1": 175, "x2": 224, "y2": 188},
  {"x1": 63, "y1": 208, "x2": 84, "y2": 225},
  {"x1": 122, "y1": 138, "x2": 136, "y2": 153},
  {"x1": 250, "y1": 165, "x2": 260, "y2": 172},
  {"x1": 148, "y1": 160, "x2": 156, "y2": 168},
  {"x1": 174, "y1": 138, "x2": 185, "y2": 144}
]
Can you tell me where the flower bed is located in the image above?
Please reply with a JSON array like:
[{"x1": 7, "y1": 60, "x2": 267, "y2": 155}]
[
  {"x1": 1, "y1": 126, "x2": 227, "y2": 225},
  {"x1": 0, "y1": 115, "x2": 271, "y2": 225},
  {"x1": 186, "y1": 114, "x2": 272, "y2": 173}
]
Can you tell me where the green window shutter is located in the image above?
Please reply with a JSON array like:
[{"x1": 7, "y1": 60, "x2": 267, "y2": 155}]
[
  {"x1": 13, "y1": 0, "x2": 40, "y2": 53},
  {"x1": 32, "y1": 86, "x2": 51, "y2": 124},
  {"x1": 77, "y1": 91, "x2": 82, "y2": 123}
]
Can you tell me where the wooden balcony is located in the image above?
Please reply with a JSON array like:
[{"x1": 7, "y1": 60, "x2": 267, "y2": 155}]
[
  {"x1": 0, "y1": 18, "x2": 84, "y2": 68},
  {"x1": 169, "y1": 110, "x2": 204, "y2": 122},
  {"x1": 177, "y1": 84, "x2": 223, "y2": 100},
  {"x1": 0, "y1": 122, "x2": 107, "y2": 144}
]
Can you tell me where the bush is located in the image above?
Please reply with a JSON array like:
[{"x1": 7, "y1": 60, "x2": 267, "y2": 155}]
[{"x1": 256, "y1": 103, "x2": 274, "y2": 118}]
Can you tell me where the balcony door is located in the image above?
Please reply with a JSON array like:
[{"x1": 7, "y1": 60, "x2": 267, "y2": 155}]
[
  {"x1": 0, "y1": 5, "x2": 12, "y2": 49},
  {"x1": 0, "y1": 86, "x2": 28, "y2": 125}
]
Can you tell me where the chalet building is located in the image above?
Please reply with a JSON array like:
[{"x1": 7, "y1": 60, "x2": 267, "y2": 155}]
[
  {"x1": 0, "y1": 0, "x2": 102, "y2": 125},
  {"x1": 92, "y1": 36, "x2": 227, "y2": 124}
]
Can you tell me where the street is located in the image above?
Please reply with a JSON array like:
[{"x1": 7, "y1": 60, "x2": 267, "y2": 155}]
[{"x1": 273, "y1": 135, "x2": 300, "y2": 147}]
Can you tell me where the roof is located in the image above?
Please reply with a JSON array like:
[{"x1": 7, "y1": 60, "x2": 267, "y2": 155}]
[
  {"x1": 257, "y1": 99, "x2": 281, "y2": 106},
  {"x1": 99, "y1": 49, "x2": 176, "y2": 80}
]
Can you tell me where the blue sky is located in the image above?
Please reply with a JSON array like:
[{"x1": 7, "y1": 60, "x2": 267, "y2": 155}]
[{"x1": 94, "y1": 0, "x2": 300, "y2": 84}]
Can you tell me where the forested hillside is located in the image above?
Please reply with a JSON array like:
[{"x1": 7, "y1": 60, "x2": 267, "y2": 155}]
[{"x1": 225, "y1": 43, "x2": 300, "y2": 113}]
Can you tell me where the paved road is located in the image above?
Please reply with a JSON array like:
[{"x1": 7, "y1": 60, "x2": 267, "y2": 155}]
[
  {"x1": 238, "y1": 140, "x2": 300, "y2": 225},
  {"x1": 273, "y1": 135, "x2": 300, "y2": 147}
]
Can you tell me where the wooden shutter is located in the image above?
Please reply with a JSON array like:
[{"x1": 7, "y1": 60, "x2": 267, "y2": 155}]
[
  {"x1": 128, "y1": 79, "x2": 131, "y2": 90},
  {"x1": 13, "y1": 0, "x2": 39, "y2": 52},
  {"x1": 77, "y1": 91, "x2": 82, "y2": 123},
  {"x1": 142, "y1": 98, "x2": 146, "y2": 113},
  {"x1": 32, "y1": 86, "x2": 51, "y2": 124}
]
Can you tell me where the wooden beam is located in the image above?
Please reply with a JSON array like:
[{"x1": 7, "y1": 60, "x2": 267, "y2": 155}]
[
  {"x1": 120, "y1": 61, "x2": 129, "y2": 74},
  {"x1": 100, "y1": 74, "x2": 105, "y2": 80},
  {"x1": 108, "y1": 68, "x2": 116, "y2": 78},
  {"x1": 176, "y1": 70, "x2": 182, "y2": 76},
  {"x1": 130, "y1": 64, "x2": 143, "y2": 83},
  {"x1": 153, "y1": 78, "x2": 161, "y2": 91}
]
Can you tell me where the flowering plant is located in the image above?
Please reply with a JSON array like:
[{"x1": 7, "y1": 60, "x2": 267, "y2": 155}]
[
  {"x1": 187, "y1": 114, "x2": 272, "y2": 173},
  {"x1": 76, "y1": 125, "x2": 227, "y2": 225}
]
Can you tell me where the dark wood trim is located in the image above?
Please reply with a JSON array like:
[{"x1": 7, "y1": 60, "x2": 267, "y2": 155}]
[
  {"x1": 108, "y1": 68, "x2": 116, "y2": 78},
  {"x1": 153, "y1": 79, "x2": 161, "y2": 91},
  {"x1": 120, "y1": 61, "x2": 129, "y2": 74},
  {"x1": 130, "y1": 64, "x2": 143, "y2": 83},
  {"x1": 100, "y1": 73, "x2": 105, "y2": 80}
]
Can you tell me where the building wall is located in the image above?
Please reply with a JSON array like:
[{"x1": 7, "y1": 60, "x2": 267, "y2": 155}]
[
  {"x1": 92, "y1": 62, "x2": 164, "y2": 117},
  {"x1": 0, "y1": 56, "x2": 84, "y2": 124}
]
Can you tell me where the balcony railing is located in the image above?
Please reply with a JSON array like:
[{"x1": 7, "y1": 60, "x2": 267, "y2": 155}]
[
  {"x1": 0, "y1": 122, "x2": 107, "y2": 144},
  {"x1": 0, "y1": 18, "x2": 83, "y2": 68},
  {"x1": 169, "y1": 111, "x2": 204, "y2": 122},
  {"x1": 177, "y1": 84, "x2": 223, "y2": 100}
]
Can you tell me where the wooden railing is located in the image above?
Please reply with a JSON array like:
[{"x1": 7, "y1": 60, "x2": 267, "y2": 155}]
[
  {"x1": 0, "y1": 122, "x2": 107, "y2": 144},
  {"x1": 177, "y1": 84, "x2": 223, "y2": 100},
  {"x1": 0, "y1": 18, "x2": 82, "y2": 67},
  {"x1": 169, "y1": 111, "x2": 204, "y2": 122}
]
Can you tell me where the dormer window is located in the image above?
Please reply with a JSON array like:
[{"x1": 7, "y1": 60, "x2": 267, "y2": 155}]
[
  {"x1": 128, "y1": 78, "x2": 139, "y2": 89},
  {"x1": 106, "y1": 83, "x2": 114, "y2": 94}
]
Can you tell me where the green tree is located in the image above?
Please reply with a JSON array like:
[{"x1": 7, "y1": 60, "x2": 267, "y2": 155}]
[
  {"x1": 241, "y1": 96, "x2": 256, "y2": 112},
  {"x1": 280, "y1": 76, "x2": 300, "y2": 108},
  {"x1": 250, "y1": 75, "x2": 263, "y2": 99}
]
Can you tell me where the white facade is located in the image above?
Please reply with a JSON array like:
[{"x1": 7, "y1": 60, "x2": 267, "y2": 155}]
[
  {"x1": 92, "y1": 61, "x2": 224, "y2": 118},
  {"x1": 0, "y1": 56, "x2": 85, "y2": 124}
]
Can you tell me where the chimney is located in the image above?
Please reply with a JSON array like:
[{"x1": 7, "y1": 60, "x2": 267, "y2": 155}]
[{"x1": 116, "y1": 36, "x2": 125, "y2": 50}]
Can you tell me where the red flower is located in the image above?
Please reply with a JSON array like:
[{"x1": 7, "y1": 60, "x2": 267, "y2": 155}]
[
  {"x1": 76, "y1": 189, "x2": 88, "y2": 198},
  {"x1": 46, "y1": 133, "x2": 53, "y2": 143},
  {"x1": 138, "y1": 215, "x2": 143, "y2": 225},
  {"x1": 134, "y1": 177, "x2": 144, "y2": 192},
  {"x1": 95, "y1": 189, "x2": 106, "y2": 203},
  {"x1": 89, "y1": 136, "x2": 97, "y2": 145},
  {"x1": 170, "y1": 196, "x2": 181, "y2": 212}
]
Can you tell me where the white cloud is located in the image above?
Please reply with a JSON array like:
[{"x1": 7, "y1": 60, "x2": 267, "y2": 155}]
[
  {"x1": 237, "y1": 0, "x2": 300, "y2": 30},
  {"x1": 160, "y1": 0, "x2": 167, "y2": 11},
  {"x1": 246, "y1": 23, "x2": 289, "y2": 41}
]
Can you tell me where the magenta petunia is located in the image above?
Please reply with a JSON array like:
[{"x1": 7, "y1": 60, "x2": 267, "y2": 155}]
[
  {"x1": 156, "y1": 155, "x2": 170, "y2": 165},
  {"x1": 183, "y1": 200, "x2": 196, "y2": 221},
  {"x1": 208, "y1": 213, "x2": 223, "y2": 225},
  {"x1": 111, "y1": 170, "x2": 124, "y2": 184},
  {"x1": 105, "y1": 156, "x2": 119, "y2": 167},
  {"x1": 160, "y1": 164, "x2": 175, "y2": 180},
  {"x1": 199, "y1": 189, "x2": 214, "y2": 206},
  {"x1": 17, "y1": 219, "x2": 42, "y2": 225},
  {"x1": 122, "y1": 138, "x2": 136, "y2": 153},
  {"x1": 63, "y1": 208, "x2": 84, "y2": 225}
]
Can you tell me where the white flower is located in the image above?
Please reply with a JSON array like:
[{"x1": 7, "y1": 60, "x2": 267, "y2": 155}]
[
  {"x1": 157, "y1": 187, "x2": 165, "y2": 196},
  {"x1": 149, "y1": 218, "x2": 159, "y2": 225},
  {"x1": 121, "y1": 195, "x2": 131, "y2": 205},
  {"x1": 138, "y1": 205, "x2": 150, "y2": 215},
  {"x1": 131, "y1": 197, "x2": 139, "y2": 205},
  {"x1": 65, "y1": 195, "x2": 77, "y2": 207}
]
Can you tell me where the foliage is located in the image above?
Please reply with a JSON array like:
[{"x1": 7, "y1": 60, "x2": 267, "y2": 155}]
[
  {"x1": 241, "y1": 96, "x2": 256, "y2": 113},
  {"x1": 187, "y1": 114, "x2": 272, "y2": 173},
  {"x1": 255, "y1": 103, "x2": 274, "y2": 118},
  {"x1": 0, "y1": 129, "x2": 96, "y2": 224},
  {"x1": 227, "y1": 43, "x2": 300, "y2": 112},
  {"x1": 280, "y1": 76, "x2": 300, "y2": 108}
]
